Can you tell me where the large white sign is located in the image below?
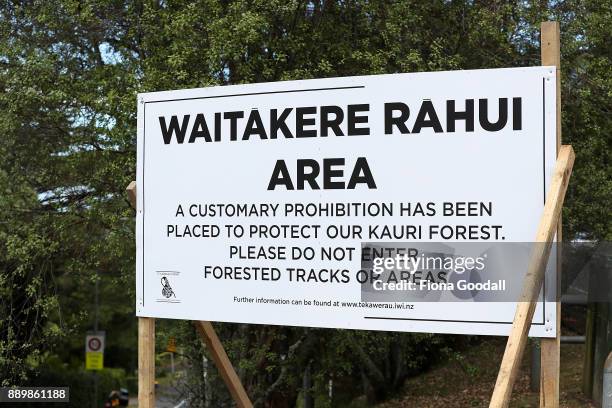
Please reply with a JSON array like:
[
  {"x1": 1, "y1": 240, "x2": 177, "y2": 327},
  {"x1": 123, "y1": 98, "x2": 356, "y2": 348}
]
[{"x1": 136, "y1": 67, "x2": 557, "y2": 337}]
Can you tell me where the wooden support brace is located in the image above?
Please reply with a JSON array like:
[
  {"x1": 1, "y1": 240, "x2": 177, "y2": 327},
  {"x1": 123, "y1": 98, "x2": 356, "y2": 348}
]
[
  {"x1": 489, "y1": 145, "x2": 574, "y2": 408},
  {"x1": 194, "y1": 321, "x2": 253, "y2": 408},
  {"x1": 126, "y1": 181, "x2": 155, "y2": 408},
  {"x1": 138, "y1": 317, "x2": 155, "y2": 407}
]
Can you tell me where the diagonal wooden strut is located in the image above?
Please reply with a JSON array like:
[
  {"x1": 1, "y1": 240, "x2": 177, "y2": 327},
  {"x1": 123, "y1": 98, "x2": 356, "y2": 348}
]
[
  {"x1": 194, "y1": 321, "x2": 253, "y2": 408},
  {"x1": 489, "y1": 145, "x2": 575, "y2": 408},
  {"x1": 126, "y1": 181, "x2": 253, "y2": 408}
]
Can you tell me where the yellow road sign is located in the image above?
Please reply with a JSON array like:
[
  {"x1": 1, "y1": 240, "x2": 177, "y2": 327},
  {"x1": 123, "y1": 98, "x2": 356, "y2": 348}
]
[
  {"x1": 86, "y1": 351, "x2": 104, "y2": 370},
  {"x1": 166, "y1": 337, "x2": 177, "y2": 353}
]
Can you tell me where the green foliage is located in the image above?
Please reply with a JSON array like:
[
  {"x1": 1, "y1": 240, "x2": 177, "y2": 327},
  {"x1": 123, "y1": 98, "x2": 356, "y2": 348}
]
[
  {"x1": 0, "y1": 0, "x2": 139, "y2": 384},
  {"x1": 24, "y1": 354, "x2": 127, "y2": 407},
  {"x1": 0, "y1": 0, "x2": 609, "y2": 405}
]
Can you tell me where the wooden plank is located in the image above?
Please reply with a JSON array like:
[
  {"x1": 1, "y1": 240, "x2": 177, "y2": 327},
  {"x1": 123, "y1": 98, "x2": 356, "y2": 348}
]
[
  {"x1": 194, "y1": 321, "x2": 253, "y2": 408},
  {"x1": 126, "y1": 180, "x2": 137, "y2": 208},
  {"x1": 489, "y1": 145, "x2": 575, "y2": 408},
  {"x1": 540, "y1": 20, "x2": 562, "y2": 408},
  {"x1": 126, "y1": 181, "x2": 156, "y2": 408},
  {"x1": 138, "y1": 317, "x2": 156, "y2": 407}
]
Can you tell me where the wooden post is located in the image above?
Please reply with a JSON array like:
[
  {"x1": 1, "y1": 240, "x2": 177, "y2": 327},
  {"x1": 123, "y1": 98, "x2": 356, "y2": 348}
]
[
  {"x1": 194, "y1": 321, "x2": 253, "y2": 408},
  {"x1": 138, "y1": 317, "x2": 156, "y2": 407},
  {"x1": 126, "y1": 182, "x2": 156, "y2": 408},
  {"x1": 489, "y1": 145, "x2": 575, "y2": 408},
  {"x1": 540, "y1": 20, "x2": 562, "y2": 408}
]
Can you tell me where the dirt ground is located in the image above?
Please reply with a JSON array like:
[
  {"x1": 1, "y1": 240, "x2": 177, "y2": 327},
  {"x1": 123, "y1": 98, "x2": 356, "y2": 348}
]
[{"x1": 376, "y1": 336, "x2": 595, "y2": 408}]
